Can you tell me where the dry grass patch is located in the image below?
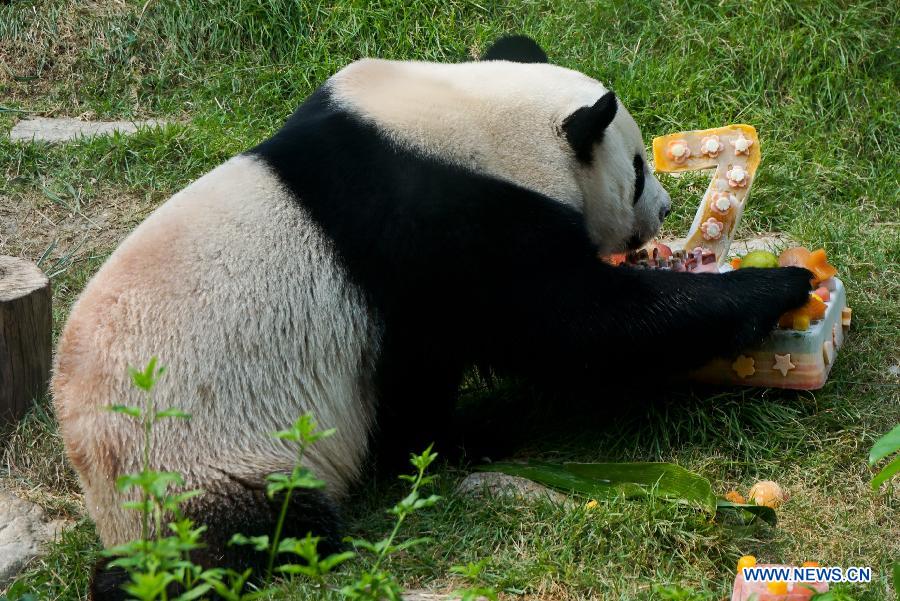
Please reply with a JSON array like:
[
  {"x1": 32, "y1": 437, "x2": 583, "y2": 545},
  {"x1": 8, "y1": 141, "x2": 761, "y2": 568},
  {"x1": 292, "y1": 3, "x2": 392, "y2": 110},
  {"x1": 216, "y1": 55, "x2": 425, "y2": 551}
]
[
  {"x1": 1, "y1": 182, "x2": 160, "y2": 520},
  {"x1": 0, "y1": 399, "x2": 83, "y2": 520},
  {"x1": 0, "y1": 186, "x2": 157, "y2": 264},
  {"x1": 0, "y1": 1, "x2": 133, "y2": 111}
]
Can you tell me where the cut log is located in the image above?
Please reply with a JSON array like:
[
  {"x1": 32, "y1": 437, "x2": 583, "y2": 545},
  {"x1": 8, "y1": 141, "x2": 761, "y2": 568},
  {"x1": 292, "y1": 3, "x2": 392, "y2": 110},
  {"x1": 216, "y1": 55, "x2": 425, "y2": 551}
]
[{"x1": 0, "y1": 256, "x2": 52, "y2": 427}]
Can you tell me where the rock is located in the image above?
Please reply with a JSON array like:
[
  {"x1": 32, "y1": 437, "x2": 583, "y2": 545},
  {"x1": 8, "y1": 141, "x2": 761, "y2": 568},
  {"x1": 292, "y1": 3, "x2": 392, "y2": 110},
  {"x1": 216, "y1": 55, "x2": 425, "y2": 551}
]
[
  {"x1": 9, "y1": 117, "x2": 168, "y2": 143},
  {"x1": 456, "y1": 471, "x2": 566, "y2": 504},
  {"x1": 0, "y1": 491, "x2": 69, "y2": 586}
]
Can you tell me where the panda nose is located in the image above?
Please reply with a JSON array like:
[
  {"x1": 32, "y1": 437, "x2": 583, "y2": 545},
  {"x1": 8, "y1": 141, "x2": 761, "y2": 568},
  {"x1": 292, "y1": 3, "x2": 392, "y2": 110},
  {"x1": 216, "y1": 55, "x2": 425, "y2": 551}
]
[{"x1": 659, "y1": 193, "x2": 672, "y2": 222}]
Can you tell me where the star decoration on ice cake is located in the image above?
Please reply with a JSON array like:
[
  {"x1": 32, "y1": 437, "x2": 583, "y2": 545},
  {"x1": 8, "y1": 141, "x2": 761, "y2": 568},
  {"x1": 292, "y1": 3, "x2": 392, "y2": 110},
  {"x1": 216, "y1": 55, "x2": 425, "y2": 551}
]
[{"x1": 772, "y1": 354, "x2": 795, "y2": 377}]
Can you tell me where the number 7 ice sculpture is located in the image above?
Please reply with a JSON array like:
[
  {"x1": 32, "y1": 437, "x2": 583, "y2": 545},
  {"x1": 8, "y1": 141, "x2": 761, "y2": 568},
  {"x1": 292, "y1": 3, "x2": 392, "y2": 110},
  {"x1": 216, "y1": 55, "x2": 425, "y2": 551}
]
[
  {"x1": 629, "y1": 125, "x2": 851, "y2": 390},
  {"x1": 653, "y1": 124, "x2": 760, "y2": 264}
]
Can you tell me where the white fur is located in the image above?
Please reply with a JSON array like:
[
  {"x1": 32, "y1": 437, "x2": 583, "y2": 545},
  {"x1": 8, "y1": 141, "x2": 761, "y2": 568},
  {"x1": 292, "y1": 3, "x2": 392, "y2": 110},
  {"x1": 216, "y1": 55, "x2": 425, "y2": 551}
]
[
  {"x1": 53, "y1": 155, "x2": 379, "y2": 545},
  {"x1": 329, "y1": 58, "x2": 670, "y2": 253}
]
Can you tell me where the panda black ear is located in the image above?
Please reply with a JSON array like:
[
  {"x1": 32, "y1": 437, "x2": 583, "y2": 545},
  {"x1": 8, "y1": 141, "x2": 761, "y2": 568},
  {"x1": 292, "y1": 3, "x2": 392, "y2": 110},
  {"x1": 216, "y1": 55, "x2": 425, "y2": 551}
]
[
  {"x1": 482, "y1": 35, "x2": 549, "y2": 63},
  {"x1": 561, "y1": 92, "x2": 618, "y2": 164}
]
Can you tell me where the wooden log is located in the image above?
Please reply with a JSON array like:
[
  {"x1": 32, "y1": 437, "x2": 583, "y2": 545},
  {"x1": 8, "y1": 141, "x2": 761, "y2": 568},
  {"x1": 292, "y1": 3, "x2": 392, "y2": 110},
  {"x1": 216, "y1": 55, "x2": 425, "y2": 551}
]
[{"x1": 0, "y1": 256, "x2": 52, "y2": 427}]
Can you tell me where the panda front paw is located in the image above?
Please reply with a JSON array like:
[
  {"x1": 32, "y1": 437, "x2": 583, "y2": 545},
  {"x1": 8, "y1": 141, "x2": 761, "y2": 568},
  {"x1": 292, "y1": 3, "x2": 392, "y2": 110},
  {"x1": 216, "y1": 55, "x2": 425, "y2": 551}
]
[
  {"x1": 751, "y1": 265, "x2": 813, "y2": 310},
  {"x1": 725, "y1": 266, "x2": 813, "y2": 349}
]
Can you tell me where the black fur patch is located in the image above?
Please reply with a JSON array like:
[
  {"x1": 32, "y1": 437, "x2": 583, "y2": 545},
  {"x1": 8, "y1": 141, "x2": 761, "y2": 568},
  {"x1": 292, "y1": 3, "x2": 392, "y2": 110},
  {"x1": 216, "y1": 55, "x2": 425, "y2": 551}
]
[
  {"x1": 250, "y1": 85, "x2": 813, "y2": 465},
  {"x1": 184, "y1": 483, "x2": 343, "y2": 569},
  {"x1": 90, "y1": 559, "x2": 130, "y2": 601},
  {"x1": 89, "y1": 486, "x2": 342, "y2": 601},
  {"x1": 562, "y1": 91, "x2": 618, "y2": 164},
  {"x1": 482, "y1": 34, "x2": 549, "y2": 63},
  {"x1": 632, "y1": 154, "x2": 645, "y2": 205}
]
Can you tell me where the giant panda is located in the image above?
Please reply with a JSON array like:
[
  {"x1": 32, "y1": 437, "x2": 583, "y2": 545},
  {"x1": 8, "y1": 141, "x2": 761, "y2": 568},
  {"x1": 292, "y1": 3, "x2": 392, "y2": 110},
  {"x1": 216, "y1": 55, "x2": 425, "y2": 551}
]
[{"x1": 52, "y1": 35, "x2": 812, "y2": 597}]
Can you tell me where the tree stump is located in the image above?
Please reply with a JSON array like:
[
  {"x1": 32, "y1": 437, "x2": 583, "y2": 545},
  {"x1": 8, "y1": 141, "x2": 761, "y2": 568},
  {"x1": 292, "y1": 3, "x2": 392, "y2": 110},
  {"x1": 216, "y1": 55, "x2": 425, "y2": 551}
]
[{"x1": 0, "y1": 256, "x2": 51, "y2": 427}]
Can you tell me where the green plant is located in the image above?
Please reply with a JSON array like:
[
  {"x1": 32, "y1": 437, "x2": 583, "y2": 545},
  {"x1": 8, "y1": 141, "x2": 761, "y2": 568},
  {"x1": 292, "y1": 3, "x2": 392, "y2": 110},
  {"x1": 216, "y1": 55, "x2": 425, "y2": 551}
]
[
  {"x1": 97, "y1": 358, "x2": 485, "y2": 601},
  {"x1": 230, "y1": 415, "x2": 356, "y2": 590},
  {"x1": 867, "y1": 423, "x2": 900, "y2": 594},
  {"x1": 652, "y1": 583, "x2": 712, "y2": 601},
  {"x1": 340, "y1": 446, "x2": 442, "y2": 601},
  {"x1": 103, "y1": 358, "x2": 250, "y2": 600},
  {"x1": 450, "y1": 560, "x2": 498, "y2": 601}
]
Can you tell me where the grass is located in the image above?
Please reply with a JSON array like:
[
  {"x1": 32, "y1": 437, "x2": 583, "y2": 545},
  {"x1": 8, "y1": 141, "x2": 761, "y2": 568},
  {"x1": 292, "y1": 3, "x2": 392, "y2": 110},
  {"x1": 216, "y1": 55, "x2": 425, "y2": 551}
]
[{"x1": 1, "y1": 0, "x2": 898, "y2": 599}]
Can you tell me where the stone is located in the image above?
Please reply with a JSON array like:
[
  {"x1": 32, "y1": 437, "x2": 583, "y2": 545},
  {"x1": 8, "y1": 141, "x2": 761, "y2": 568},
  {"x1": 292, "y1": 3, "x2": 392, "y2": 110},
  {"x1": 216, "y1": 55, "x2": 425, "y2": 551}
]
[
  {"x1": 455, "y1": 471, "x2": 566, "y2": 504},
  {"x1": 9, "y1": 117, "x2": 168, "y2": 143},
  {"x1": 0, "y1": 491, "x2": 69, "y2": 586}
]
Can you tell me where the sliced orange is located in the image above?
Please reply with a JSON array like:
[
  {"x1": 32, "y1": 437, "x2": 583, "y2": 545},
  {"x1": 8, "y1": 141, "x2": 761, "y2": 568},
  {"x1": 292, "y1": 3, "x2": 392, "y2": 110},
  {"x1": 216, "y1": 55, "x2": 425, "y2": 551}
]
[
  {"x1": 724, "y1": 489, "x2": 746, "y2": 504},
  {"x1": 778, "y1": 246, "x2": 811, "y2": 268},
  {"x1": 767, "y1": 581, "x2": 788, "y2": 594},
  {"x1": 807, "y1": 293, "x2": 826, "y2": 320},
  {"x1": 778, "y1": 293, "x2": 825, "y2": 329},
  {"x1": 807, "y1": 248, "x2": 838, "y2": 285},
  {"x1": 778, "y1": 246, "x2": 837, "y2": 285}
]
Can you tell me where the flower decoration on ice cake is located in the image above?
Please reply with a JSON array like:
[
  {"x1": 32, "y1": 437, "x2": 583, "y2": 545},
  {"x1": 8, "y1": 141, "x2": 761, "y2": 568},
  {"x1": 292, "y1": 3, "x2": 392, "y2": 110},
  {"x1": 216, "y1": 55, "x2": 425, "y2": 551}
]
[
  {"x1": 700, "y1": 217, "x2": 725, "y2": 241},
  {"x1": 732, "y1": 355, "x2": 755, "y2": 378},
  {"x1": 666, "y1": 139, "x2": 691, "y2": 164},
  {"x1": 726, "y1": 165, "x2": 749, "y2": 188},
  {"x1": 707, "y1": 191, "x2": 735, "y2": 216},
  {"x1": 699, "y1": 134, "x2": 723, "y2": 158},
  {"x1": 731, "y1": 132, "x2": 753, "y2": 155}
]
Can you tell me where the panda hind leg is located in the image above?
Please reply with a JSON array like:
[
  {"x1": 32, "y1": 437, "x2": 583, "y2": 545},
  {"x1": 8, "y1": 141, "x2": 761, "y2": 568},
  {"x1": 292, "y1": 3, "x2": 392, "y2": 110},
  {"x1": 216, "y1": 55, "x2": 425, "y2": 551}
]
[
  {"x1": 89, "y1": 485, "x2": 343, "y2": 600},
  {"x1": 184, "y1": 483, "x2": 345, "y2": 569}
]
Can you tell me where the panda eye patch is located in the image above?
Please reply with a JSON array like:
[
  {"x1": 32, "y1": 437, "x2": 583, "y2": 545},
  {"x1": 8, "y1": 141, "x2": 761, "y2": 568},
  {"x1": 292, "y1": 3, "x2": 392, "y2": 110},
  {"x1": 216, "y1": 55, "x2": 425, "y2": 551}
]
[{"x1": 633, "y1": 154, "x2": 645, "y2": 205}]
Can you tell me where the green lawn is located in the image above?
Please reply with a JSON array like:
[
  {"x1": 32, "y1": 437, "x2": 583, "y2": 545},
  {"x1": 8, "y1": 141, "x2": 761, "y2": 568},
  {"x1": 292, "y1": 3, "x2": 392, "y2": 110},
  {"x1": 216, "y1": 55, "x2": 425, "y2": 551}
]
[{"x1": 1, "y1": 1, "x2": 897, "y2": 599}]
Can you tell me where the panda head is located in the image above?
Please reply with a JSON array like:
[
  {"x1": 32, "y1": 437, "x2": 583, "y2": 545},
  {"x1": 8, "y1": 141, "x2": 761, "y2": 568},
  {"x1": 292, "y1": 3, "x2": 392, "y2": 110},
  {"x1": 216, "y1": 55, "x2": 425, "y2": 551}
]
[
  {"x1": 559, "y1": 89, "x2": 672, "y2": 253},
  {"x1": 330, "y1": 35, "x2": 671, "y2": 254}
]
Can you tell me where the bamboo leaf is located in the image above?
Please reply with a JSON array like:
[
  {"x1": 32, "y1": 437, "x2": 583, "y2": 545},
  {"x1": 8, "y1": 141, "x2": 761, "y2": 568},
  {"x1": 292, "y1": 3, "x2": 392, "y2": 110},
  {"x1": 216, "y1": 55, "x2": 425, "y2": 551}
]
[
  {"x1": 715, "y1": 499, "x2": 777, "y2": 526},
  {"x1": 475, "y1": 462, "x2": 622, "y2": 500},
  {"x1": 476, "y1": 461, "x2": 716, "y2": 514},
  {"x1": 566, "y1": 462, "x2": 717, "y2": 513},
  {"x1": 868, "y1": 424, "x2": 900, "y2": 466},
  {"x1": 871, "y1": 454, "x2": 900, "y2": 490}
]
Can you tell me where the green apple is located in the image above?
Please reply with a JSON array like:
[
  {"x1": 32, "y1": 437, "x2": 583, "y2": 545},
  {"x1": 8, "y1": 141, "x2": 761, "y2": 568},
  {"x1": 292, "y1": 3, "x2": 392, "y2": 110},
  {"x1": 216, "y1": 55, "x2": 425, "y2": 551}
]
[{"x1": 740, "y1": 250, "x2": 779, "y2": 268}]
